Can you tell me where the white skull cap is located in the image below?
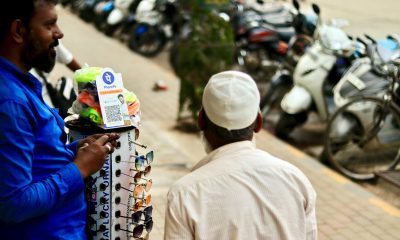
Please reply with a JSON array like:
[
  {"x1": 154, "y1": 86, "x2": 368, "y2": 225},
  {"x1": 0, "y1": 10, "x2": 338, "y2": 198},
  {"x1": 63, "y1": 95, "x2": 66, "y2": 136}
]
[{"x1": 202, "y1": 71, "x2": 260, "y2": 130}]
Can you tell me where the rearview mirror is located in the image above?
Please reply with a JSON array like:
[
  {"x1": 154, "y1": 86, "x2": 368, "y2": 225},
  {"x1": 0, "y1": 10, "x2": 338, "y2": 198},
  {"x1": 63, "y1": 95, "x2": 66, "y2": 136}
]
[
  {"x1": 293, "y1": 0, "x2": 300, "y2": 11},
  {"x1": 312, "y1": 4, "x2": 320, "y2": 15}
]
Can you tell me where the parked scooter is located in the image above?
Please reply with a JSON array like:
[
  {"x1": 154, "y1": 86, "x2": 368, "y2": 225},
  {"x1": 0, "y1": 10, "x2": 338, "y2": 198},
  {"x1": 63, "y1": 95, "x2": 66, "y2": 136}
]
[
  {"x1": 102, "y1": 0, "x2": 142, "y2": 36},
  {"x1": 77, "y1": 0, "x2": 102, "y2": 22},
  {"x1": 128, "y1": 0, "x2": 180, "y2": 57},
  {"x1": 275, "y1": 4, "x2": 359, "y2": 139},
  {"x1": 93, "y1": 0, "x2": 115, "y2": 30},
  {"x1": 319, "y1": 35, "x2": 400, "y2": 162},
  {"x1": 259, "y1": 0, "x2": 317, "y2": 121},
  {"x1": 332, "y1": 35, "x2": 400, "y2": 108},
  {"x1": 233, "y1": 1, "x2": 296, "y2": 80},
  {"x1": 322, "y1": 36, "x2": 400, "y2": 179}
]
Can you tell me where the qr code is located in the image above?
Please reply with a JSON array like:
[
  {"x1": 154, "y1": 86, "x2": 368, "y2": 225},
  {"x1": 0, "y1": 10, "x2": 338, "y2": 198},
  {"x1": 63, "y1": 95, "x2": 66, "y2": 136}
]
[{"x1": 105, "y1": 105, "x2": 122, "y2": 123}]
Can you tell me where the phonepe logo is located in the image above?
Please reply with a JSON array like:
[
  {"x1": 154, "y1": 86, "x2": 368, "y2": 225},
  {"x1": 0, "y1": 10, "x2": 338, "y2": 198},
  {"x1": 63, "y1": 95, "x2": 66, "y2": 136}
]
[{"x1": 102, "y1": 71, "x2": 115, "y2": 85}]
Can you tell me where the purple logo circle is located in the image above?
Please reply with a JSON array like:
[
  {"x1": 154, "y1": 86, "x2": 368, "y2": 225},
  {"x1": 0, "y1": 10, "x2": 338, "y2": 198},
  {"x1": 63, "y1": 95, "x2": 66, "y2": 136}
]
[{"x1": 102, "y1": 71, "x2": 115, "y2": 84}]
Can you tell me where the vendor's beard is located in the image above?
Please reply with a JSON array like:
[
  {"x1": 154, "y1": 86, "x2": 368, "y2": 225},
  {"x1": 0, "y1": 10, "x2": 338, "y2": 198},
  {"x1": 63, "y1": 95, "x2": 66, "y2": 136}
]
[
  {"x1": 24, "y1": 37, "x2": 57, "y2": 73},
  {"x1": 200, "y1": 131, "x2": 213, "y2": 154}
]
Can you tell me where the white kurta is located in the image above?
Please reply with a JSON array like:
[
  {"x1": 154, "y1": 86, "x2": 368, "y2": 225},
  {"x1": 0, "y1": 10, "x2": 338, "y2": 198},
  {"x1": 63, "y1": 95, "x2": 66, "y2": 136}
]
[{"x1": 165, "y1": 141, "x2": 317, "y2": 240}]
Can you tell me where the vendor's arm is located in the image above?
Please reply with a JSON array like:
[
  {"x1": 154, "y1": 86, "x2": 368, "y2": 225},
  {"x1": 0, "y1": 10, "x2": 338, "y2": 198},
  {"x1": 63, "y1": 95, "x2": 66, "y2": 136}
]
[{"x1": 0, "y1": 101, "x2": 83, "y2": 223}]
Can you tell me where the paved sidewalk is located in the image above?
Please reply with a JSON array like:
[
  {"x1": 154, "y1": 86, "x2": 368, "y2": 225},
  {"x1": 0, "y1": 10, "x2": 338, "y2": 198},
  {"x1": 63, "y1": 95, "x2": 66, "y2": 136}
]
[
  {"x1": 131, "y1": 66, "x2": 400, "y2": 240},
  {"x1": 54, "y1": 7, "x2": 400, "y2": 240}
]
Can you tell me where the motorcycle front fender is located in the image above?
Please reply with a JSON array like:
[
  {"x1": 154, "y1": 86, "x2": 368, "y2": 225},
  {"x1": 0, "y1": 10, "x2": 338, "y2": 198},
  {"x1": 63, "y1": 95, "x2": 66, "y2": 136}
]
[
  {"x1": 280, "y1": 85, "x2": 312, "y2": 114},
  {"x1": 107, "y1": 8, "x2": 124, "y2": 25}
]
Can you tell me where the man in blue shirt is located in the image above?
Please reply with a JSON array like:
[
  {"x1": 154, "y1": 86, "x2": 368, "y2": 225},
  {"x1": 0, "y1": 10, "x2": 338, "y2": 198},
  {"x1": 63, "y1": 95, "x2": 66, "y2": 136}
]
[{"x1": 0, "y1": 0, "x2": 119, "y2": 239}]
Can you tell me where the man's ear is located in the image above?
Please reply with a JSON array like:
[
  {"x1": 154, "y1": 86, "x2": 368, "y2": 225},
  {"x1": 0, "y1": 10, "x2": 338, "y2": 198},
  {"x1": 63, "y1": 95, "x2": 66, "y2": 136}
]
[
  {"x1": 198, "y1": 109, "x2": 206, "y2": 131},
  {"x1": 254, "y1": 111, "x2": 263, "y2": 133},
  {"x1": 10, "y1": 20, "x2": 27, "y2": 44}
]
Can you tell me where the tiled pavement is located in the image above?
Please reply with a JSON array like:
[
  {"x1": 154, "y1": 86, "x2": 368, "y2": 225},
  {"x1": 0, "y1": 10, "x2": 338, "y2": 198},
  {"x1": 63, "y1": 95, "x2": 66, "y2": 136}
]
[{"x1": 55, "y1": 7, "x2": 400, "y2": 240}]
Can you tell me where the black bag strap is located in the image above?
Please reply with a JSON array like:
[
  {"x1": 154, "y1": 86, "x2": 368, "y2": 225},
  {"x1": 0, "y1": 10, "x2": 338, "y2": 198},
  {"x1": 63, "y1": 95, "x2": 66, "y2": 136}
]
[{"x1": 35, "y1": 68, "x2": 50, "y2": 85}]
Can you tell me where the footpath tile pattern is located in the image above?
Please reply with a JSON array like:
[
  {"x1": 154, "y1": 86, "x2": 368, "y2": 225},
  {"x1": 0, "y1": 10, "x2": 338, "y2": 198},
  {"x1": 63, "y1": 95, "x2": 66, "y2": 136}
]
[
  {"x1": 55, "y1": 8, "x2": 400, "y2": 240},
  {"x1": 132, "y1": 62, "x2": 400, "y2": 239}
]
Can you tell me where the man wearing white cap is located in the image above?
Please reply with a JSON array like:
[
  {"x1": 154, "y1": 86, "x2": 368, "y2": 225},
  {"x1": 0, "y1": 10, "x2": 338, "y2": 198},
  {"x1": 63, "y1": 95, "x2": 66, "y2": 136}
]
[{"x1": 164, "y1": 71, "x2": 317, "y2": 240}]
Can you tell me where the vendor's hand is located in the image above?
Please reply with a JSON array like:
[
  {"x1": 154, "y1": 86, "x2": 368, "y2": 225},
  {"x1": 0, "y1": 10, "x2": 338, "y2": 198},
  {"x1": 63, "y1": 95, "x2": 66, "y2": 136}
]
[
  {"x1": 74, "y1": 135, "x2": 116, "y2": 179},
  {"x1": 78, "y1": 133, "x2": 120, "y2": 152}
]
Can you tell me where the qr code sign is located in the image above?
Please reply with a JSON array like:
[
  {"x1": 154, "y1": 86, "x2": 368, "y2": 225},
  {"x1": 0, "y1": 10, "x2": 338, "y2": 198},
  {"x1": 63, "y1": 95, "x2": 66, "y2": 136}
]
[{"x1": 105, "y1": 105, "x2": 122, "y2": 123}]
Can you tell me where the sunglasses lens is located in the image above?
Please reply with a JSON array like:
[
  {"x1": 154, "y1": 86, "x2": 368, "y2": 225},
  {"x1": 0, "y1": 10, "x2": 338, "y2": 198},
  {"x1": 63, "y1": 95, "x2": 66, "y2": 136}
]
[
  {"x1": 132, "y1": 211, "x2": 142, "y2": 223},
  {"x1": 144, "y1": 206, "x2": 153, "y2": 221},
  {"x1": 135, "y1": 157, "x2": 145, "y2": 170},
  {"x1": 134, "y1": 171, "x2": 142, "y2": 180},
  {"x1": 144, "y1": 166, "x2": 151, "y2": 176},
  {"x1": 145, "y1": 195, "x2": 152, "y2": 205},
  {"x1": 134, "y1": 185, "x2": 143, "y2": 198},
  {"x1": 146, "y1": 219, "x2": 153, "y2": 233},
  {"x1": 146, "y1": 151, "x2": 154, "y2": 163},
  {"x1": 133, "y1": 225, "x2": 144, "y2": 238},
  {"x1": 145, "y1": 179, "x2": 152, "y2": 192},
  {"x1": 134, "y1": 200, "x2": 142, "y2": 211}
]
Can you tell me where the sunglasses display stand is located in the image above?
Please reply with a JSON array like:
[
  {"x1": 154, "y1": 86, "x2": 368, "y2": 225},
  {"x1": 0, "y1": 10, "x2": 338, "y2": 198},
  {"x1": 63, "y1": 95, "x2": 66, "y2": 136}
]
[{"x1": 66, "y1": 118, "x2": 150, "y2": 240}]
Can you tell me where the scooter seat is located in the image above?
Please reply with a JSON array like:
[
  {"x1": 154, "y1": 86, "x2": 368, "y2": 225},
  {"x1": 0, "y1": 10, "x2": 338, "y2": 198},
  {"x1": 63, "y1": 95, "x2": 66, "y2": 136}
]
[
  {"x1": 260, "y1": 11, "x2": 293, "y2": 28},
  {"x1": 263, "y1": 17, "x2": 293, "y2": 28},
  {"x1": 338, "y1": 70, "x2": 389, "y2": 99},
  {"x1": 248, "y1": 3, "x2": 286, "y2": 16},
  {"x1": 275, "y1": 26, "x2": 295, "y2": 42}
]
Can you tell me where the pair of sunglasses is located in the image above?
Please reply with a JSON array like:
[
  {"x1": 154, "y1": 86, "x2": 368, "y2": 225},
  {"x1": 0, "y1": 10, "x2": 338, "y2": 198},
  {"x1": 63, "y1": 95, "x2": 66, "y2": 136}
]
[
  {"x1": 130, "y1": 151, "x2": 154, "y2": 171},
  {"x1": 130, "y1": 179, "x2": 153, "y2": 198},
  {"x1": 129, "y1": 165, "x2": 151, "y2": 177},
  {"x1": 115, "y1": 219, "x2": 153, "y2": 238},
  {"x1": 114, "y1": 191, "x2": 152, "y2": 211},
  {"x1": 115, "y1": 152, "x2": 153, "y2": 173},
  {"x1": 112, "y1": 195, "x2": 151, "y2": 212},
  {"x1": 115, "y1": 206, "x2": 152, "y2": 224},
  {"x1": 114, "y1": 179, "x2": 152, "y2": 198},
  {"x1": 132, "y1": 194, "x2": 152, "y2": 211}
]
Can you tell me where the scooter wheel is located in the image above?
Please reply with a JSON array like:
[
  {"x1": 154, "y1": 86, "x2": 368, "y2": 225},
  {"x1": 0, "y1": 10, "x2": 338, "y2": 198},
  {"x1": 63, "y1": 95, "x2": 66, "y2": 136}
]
[
  {"x1": 275, "y1": 112, "x2": 307, "y2": 139},
  {"x1": 128, "y1": 23, "x2": 167, "y2": 57}
]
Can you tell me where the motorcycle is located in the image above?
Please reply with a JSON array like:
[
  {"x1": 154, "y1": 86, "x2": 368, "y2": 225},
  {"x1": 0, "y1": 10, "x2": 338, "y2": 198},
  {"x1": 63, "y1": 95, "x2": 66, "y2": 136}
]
[
  {"x1": 77, "y1": 0, "x2": 102, "y2": 22},
  {"x1": 332, "y1": 35, "x2": 400, "y2": 108},
  {"x1": 322, "y1": 35, "x2": 400, "y2": 179},
  {"x1": 259, "y1": 0, "x2": 317, "y2": 122},
  {"x1": 127, "y1": 0, "x2": 180, "y2": 57},
  {"x1": 275, "y1": 4, "x2": 360, "y2": 139},
  {"x1": 92, "y1": 0, "x2": 115, "y2": 30},
  {"x1": 233, "y1": 1, "x2": 297, "y2": 81},
  {"x1": 102, "y1": 0, "x2": 142, "y2": 36},
  {"x1": 318, "y1": 35, "x2": 400, "y2": 161}
]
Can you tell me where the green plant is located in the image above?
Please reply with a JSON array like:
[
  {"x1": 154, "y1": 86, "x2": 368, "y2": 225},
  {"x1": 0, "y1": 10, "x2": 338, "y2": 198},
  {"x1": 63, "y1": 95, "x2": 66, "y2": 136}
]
[{"x1": 175, "y1": 0, "x2": 235, "y2": 123}]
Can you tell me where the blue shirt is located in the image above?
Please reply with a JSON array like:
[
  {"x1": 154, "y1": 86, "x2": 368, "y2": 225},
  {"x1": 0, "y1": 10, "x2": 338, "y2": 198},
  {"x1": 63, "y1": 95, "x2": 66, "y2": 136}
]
[{"x1": 0, "y1": 57, "x2": 87, "y2": 239}]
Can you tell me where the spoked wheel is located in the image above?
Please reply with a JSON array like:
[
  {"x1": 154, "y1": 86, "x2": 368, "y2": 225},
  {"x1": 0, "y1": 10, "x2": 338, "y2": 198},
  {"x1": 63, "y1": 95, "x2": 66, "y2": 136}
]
[
  {"x1": 128, "y1": 23, "x2": 167, "y2": 57},
  {"x1": 325, "y1": 97, "x2": 400, "y2": 180}
]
